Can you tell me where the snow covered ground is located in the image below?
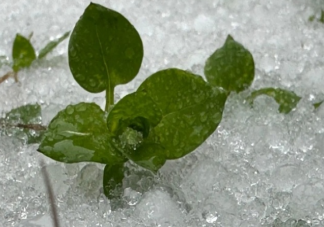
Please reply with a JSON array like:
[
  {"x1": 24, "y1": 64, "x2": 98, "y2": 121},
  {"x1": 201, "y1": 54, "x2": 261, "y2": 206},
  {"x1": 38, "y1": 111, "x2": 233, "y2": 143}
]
[{"x1": 1, "y1": 0, "x2": 324, "y2": 226}]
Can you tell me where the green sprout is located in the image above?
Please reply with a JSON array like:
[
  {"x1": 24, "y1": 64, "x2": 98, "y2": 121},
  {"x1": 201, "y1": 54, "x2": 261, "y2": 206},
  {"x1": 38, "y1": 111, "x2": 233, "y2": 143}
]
[
  {"x1": 0, "y1": 31, "x2": 69, "y2": 84},
  {"x1": 0, "y1": 2, "x2": 303, "y2": 204}
]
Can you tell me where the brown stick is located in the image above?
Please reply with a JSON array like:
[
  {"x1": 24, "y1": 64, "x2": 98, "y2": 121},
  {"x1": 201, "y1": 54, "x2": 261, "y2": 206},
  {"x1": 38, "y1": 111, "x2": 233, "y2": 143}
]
[
  {"x1": 16, "y1": 123, "x2": 47, "y2": 131},
  {"x1": 0, "y1": 121, "x2": 47, "y2": 131},
  {"x1": 40, "y1": 159, "x2": 60, "y2": 227},
  {"x1": 0, "y1": 71, "x2": 18, "y2": 84}
]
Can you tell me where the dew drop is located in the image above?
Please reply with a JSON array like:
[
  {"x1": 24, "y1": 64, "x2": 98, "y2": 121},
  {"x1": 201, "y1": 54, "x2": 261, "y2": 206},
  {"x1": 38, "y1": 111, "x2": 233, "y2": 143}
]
[
  {"x1": 69, "y1": 47, "x2": 77, "y2": 58},
  {"x1": 173, "y1": 131, "x2": 180, "y2": 146},
  {"x1": 191, "y1": 81, "x2": 197, "y2": 90},
  {"x1": 89, "y1": 78, "x2": 97, "y2": 88},
  {"x1": 200, "y1": 112, "x2": 207, "y2": 123},
  {"x1": 66, "y1": 106, "x2": 74, "y2": 115},
  {"x1": 76, "y1": 105, "x2": 86, "y2": 112},
  {"x1": 75, "y1": 74, "x2": 85, "y2": 82}
]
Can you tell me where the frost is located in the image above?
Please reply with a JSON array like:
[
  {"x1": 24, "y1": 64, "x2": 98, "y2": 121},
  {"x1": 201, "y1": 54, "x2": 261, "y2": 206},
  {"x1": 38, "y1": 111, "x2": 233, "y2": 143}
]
[{"x1": 1, "y1": 0, "x2": 324, "y2": 226}]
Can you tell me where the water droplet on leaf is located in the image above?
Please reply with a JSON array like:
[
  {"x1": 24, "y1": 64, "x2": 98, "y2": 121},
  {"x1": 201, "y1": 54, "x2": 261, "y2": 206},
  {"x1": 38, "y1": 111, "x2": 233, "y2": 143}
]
[{"x1": 66, "y1": 106, "x2": 74, "y2": 115}]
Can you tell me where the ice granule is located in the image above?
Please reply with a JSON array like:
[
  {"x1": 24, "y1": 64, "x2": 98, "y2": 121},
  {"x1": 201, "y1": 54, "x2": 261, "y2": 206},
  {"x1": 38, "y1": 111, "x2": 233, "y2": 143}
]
[{"x1": 1, "y1": 0, "x2": 324, "y2": 226}]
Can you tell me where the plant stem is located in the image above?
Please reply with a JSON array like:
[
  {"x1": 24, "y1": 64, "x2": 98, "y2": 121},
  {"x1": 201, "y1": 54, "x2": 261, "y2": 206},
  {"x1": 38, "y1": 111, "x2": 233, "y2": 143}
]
[
  {"x1": 0, "y1": 71, "x2": 17, "y2": 84},
  {"x1": 105, "y1": 86, "x2": 114, "y2": 111}
]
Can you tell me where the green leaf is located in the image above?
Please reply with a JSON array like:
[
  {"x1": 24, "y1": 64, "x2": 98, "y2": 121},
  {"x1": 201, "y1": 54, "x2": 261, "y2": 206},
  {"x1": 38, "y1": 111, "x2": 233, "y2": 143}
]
[
  {"x1": 68, "y1": 3, "x2": 143, "y2": 99},
  {"x1": 38, "y1": 102, "x2": 125, "y2": 164},
  {"x1": 313, "y1": 100, "x2": 323, "y2": 109},
  {"x1": 126, "y1": 141, "x2": 166, "y2": 172},
  {"x1": 107, "y1": 92, "x2": 166, "y2": 171},
  {"x1": 248, "y1": 88, "x2": 301, "y2": 114},
  {"x1": 110, "y1": 126, "x2": 166, "y2": 172},
  {"x1": 320, "y1": 10, "x2": 324, "y2": 23},
  {"x1": 12, "y1": 33, "x2": 36, "y2": 72},
  {"x1": 204, "y1": 35, "x2": 254, "y2": 93},
  {"x1": 107, "y1": 91, "x2": 162, "y2": 137},
  {"x1": 38, "y1": 31, "x2": 70, "y2": 59},
  {"x1": 309, "y1": 15, "x2": 315, "y2": 22},
  {"x1": 0, "y1": 103, "x2": 44, "y2": 144},
  {"x1": 103, "y1": 163, "x2": 124, "y2": 200},
  {"x1": 137, "y1": 68, "x2": 227, "y2": 159},
  {"x1": 5, "y1": 103, "x2": 41, "y2": 123}
]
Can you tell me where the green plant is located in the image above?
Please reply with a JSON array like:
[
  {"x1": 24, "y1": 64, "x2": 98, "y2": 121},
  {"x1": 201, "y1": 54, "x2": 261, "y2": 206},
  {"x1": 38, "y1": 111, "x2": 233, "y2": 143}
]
[
  {"x1": 37, "y1": 3, "x2": 229, "y2": 201},
  {"x1": 0, "y1": 103, "x2": 45, "y2": 144},
  {"x1": 33, "y1": 2, "x2": 309, "y2": 201},
  {"x1": 0, "y1": 2, "x2": 307, "y2": 203},
  {"x1": 0, "y1": 31, "x2": 69, "y2": 84}
]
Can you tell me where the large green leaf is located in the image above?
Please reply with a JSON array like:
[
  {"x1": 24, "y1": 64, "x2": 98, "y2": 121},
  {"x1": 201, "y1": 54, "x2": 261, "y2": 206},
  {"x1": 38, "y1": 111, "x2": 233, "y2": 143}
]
[
  {"x1": 204, "y1": 35, "x2": 254, "y2": 93},
  {"x1": 38, "y1": 102, "x2": 125, "y2": 164},
  {"x1": 137, "y1": 68, "x2": 227, "y2": 159},
  {"x1": 0, "y1": 103, "x2": 44, "y2": 144},
  {"x1": 38, "y1": 31, "x2": 70, "y2": 59},
  {"x1": 12, "y1": 34, "x2": 36, "y2": 72},
  {"x1": 68, "y1": 3, "x2": 143, "y2": 94},
  {"x1": 103, "y1": 163, "x2": 124, "y2": 200},
  {"x1": 248, "y1": 87, "x2": 301, "y2": 114}
]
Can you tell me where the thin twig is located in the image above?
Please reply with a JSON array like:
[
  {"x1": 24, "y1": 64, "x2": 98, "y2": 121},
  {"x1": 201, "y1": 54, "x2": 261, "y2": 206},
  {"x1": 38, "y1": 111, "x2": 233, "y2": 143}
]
[
  {"x1": 16, "y1": 123, "x2": 47, "y2": 130},
  {"x1": 39, "y1": 159, "x2": 60, "y2": 227},
  {"x1": 0, "y1": 121, "x2": 47, "y2": 131},
  {"x1": 0, "y1": 71, "x2": 18, "y2": 84}
]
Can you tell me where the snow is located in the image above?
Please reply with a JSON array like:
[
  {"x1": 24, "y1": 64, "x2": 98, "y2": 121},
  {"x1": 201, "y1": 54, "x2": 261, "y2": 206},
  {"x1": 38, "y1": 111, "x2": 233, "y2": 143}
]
[{"x1": 1, "y1": 0, "x2": 324, "y2": 226}]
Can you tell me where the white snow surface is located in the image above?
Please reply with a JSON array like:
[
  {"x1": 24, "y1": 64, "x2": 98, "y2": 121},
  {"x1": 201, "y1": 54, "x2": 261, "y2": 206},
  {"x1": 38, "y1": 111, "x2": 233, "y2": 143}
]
[{"x1": 1, "y1": 0, "x2": 324, "y2": 226}]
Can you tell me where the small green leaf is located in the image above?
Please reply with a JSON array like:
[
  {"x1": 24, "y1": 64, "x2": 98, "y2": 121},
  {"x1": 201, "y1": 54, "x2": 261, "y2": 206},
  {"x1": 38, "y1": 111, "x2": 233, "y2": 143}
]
[
  {"x1": 127, "y1": 141, "x2": 166, "y2": 172},
  {"x1": 313, "y1": 100, "x2": 323, "y2": 109},
  {"x1": 107, "y1": 91, "x2": 162, "y2": 137},
  {"x1": 309, "y1": 15, "x2": 315, "y2": 22},
  {"x1": 137, "y1": 68, "x2": 227, "y2": 159},
  {"x1": 103, "y1": 163, "x2": 124, "y2": 200},
  {"x1": 204, "y1": 35, "x2": 255, "y2": 93},
  {"x1": 0, "y1": 104, "x2": 44, "y2": 144},
  {"x1": 248, "y1": 88, "x2": 301, "y2": 114},
  {"x1": 320, "y1": 10, "x2": 324, "y2": 23},
  {"x1": 38, "y1": 102, "x2": 125, "y2": 164},
  {"x1": 5, "y1": 103, "x2": 41, "y2": 123},
  {"x1": 110, "y1": 126, "x2": 166, "y2": 172},
  {"x1": 38, "y1": 31, "x2": 70, "y2": 59},
  {"x1": 107, "y1": 92, "x2": 166, "y2": 171},
  {"x1": 68, "y1": 3, "x2": 143, "y2": 96},
  {"x1": 12, "y1": 33, "x2": 36, "y2": 72}
]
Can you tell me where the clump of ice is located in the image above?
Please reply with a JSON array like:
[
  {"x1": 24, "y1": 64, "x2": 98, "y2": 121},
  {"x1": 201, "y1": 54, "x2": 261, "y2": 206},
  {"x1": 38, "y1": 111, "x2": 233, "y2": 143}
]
[{"x1": 1, "y1": 0, "x2": 324, "y2": 226}]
